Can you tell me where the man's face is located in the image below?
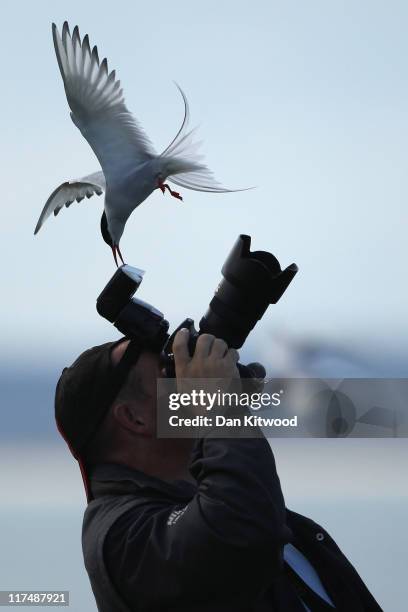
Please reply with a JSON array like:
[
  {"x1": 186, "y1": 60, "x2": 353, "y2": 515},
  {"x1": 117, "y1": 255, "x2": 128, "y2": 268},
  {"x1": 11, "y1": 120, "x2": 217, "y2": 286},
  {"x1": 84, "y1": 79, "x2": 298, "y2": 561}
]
[
  {"x1": 111, "y1": 340, "x2": 162, "y2": 432},
  {"x1": 110, "y1": 340, "x2": 194, "y2": 469}
]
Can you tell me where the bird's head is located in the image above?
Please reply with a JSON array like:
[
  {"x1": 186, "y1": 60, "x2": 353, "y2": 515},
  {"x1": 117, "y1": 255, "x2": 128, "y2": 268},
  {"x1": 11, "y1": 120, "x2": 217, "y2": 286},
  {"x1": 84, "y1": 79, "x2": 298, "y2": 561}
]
[{"x1": 101, "y1": 212, "x2": 125, "y2": 267}]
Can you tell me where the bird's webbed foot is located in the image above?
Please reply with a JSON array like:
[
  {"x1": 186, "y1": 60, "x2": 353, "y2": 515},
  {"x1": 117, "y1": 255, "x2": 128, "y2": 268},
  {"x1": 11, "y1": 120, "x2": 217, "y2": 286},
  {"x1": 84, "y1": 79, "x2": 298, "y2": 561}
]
[{"x1": 157, "y1": 178, "x2": 183, "y2": 201}]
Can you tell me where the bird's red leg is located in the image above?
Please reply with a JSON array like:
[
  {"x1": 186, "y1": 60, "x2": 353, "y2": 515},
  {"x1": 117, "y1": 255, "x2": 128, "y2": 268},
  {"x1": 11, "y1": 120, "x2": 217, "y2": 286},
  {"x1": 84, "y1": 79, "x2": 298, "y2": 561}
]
[
  {"x1": 167, "y1": 186, "x2": 183, "y2": 201},
  {"x1": 111, "y1": 245, "x2": 119, "y2": 268},
  {"x1": 116, "y1": 244, "x2": 125, "y2": 265},
  {"x1": 157, "y1": 178, "x2": 183, "y2": 201}
]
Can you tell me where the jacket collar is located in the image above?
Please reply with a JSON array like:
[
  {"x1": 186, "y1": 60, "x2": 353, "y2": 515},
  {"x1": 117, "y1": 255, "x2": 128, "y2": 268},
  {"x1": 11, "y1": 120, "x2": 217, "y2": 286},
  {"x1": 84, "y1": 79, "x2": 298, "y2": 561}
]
[{"x1": 88, "y1": 462, "x2": 196, "y2": 503}]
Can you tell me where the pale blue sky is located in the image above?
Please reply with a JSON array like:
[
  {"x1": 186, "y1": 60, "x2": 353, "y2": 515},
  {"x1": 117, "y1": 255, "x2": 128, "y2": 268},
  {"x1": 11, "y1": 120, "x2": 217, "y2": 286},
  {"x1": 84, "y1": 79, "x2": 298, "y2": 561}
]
[
  {"x1": 1, "y1": 4, "x2": 408, "y2": 610},
  {"x1": 1, "y1": 0, "x2": 408, "y2": 366}
]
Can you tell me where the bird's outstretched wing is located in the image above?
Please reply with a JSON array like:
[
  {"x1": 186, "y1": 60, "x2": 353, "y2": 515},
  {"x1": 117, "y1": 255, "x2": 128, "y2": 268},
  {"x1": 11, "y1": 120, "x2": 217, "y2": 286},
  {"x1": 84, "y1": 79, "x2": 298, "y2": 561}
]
[
  {"x1": 163, "y1": 84, "x2": 250, "y2": 193},
  {"x1": 52, "y1": 22, "x2": 155, "y2": 183},
  {"x1": 34, "y1": 171, "x2": 105, "y2": 234}
]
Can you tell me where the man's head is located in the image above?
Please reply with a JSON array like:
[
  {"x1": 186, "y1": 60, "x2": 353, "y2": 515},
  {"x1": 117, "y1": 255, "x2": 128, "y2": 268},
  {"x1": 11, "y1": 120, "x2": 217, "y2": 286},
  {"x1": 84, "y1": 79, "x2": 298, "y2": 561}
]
[
  {"x1": 81, "y1": 340, "x2": 157, "y2": 462},
  {"x1": 55, "y1": 338, "x2": 194, "y2": 492}
]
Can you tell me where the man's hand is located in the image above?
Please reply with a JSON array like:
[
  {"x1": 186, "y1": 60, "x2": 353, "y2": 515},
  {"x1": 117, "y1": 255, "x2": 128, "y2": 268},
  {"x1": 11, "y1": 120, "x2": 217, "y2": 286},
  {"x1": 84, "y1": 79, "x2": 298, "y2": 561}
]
[{"x1": 173, "y1": 329, "x2": 240, "y2": 383}]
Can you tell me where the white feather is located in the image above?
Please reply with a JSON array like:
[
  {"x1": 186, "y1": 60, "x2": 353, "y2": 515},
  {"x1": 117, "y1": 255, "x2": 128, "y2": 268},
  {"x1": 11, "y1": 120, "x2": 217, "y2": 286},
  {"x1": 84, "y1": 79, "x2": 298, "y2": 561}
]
[
  {"x1": 52, "y1": 22, "x2": 155, "y2": 184},
  {"x1": 34, "y1": 171, "x2": 105, "y2": 234},
  {"x1": 161, "y1": 83, "x2": 248, "y2": 193}
]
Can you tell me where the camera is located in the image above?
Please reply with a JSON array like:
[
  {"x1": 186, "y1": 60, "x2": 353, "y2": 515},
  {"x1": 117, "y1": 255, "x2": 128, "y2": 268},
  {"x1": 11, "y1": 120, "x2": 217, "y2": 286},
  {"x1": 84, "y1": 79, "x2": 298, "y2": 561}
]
[{"x1": 96, "y1": 235, "x2": 298, "y2": 379}]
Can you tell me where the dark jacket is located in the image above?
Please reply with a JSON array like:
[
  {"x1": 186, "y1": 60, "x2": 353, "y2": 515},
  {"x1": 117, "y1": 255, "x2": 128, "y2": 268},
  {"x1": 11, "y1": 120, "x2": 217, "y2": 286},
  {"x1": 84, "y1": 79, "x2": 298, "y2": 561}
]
[{"x1": 82, "y1": 436, "x2": 382, "y2": 611}]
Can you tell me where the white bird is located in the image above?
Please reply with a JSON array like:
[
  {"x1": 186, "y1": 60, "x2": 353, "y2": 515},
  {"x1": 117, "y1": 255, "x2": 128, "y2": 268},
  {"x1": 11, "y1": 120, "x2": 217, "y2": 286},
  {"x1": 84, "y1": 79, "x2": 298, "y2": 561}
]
[{"x1": 34, "y1": 21, "x2": 245, "y2": 266}]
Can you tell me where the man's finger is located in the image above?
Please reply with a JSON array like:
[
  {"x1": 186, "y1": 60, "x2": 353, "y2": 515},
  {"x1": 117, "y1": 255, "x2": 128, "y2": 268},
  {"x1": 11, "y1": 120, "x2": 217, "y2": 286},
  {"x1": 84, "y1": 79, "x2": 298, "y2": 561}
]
[
  {"x1": 211, "y1": 338, "x2": 228, "y2": 358},
  {"x1": 172, "y1": 329, "x2": 191, "y2": 367},
  {"x1": 225, "y1": 348, "x2": 240, "y2": 363},
  {"x1": 194, "y1": 334, "x2": 215, "y2": 358}
]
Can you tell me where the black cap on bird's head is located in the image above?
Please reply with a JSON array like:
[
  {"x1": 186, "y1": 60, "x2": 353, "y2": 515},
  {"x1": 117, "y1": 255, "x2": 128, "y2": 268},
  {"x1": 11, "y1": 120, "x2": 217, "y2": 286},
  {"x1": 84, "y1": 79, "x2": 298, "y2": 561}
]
[
  {"x1": 100, "y1": 211, "x2": 113, "y2": 247},
  {"x1": 101, "y1": 211, "x2": 125, "y2": 267}
]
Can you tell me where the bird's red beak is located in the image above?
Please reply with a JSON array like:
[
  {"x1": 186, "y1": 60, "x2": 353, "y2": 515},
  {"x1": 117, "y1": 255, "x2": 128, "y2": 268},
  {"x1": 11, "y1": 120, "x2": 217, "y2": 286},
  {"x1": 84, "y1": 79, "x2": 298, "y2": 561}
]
[{"x1": 111, "y1": 245, "x2": 125, "y2": 267}]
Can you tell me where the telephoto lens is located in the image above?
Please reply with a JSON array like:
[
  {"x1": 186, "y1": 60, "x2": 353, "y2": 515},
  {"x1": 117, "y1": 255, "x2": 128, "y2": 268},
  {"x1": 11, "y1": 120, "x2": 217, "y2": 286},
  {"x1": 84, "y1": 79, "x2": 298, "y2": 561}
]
[{"x1": 199, "y1": 234, "x2": 298, "y2": 348}]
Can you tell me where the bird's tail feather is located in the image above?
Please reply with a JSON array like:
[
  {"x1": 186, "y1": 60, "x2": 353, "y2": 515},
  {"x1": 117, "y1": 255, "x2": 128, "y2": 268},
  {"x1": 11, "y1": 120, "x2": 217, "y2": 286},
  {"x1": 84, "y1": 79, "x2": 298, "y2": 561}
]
[{"x1": 160, "y1": 83, "x2": 250, "y2": 194}]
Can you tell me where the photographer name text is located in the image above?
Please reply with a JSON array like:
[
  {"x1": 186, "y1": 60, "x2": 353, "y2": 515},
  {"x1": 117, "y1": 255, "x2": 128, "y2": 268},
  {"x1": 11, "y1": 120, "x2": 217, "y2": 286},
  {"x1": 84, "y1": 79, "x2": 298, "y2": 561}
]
[{"x1": 168, "y1": 415, "x2": 298, "y2": 428}]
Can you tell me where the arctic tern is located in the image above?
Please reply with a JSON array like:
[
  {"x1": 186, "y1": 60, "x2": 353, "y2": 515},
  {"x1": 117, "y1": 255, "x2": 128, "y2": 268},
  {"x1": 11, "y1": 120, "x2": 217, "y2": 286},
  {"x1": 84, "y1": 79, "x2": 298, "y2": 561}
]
[{"x1": 34, "y1": 22, "x2": 246, "y2": 265}]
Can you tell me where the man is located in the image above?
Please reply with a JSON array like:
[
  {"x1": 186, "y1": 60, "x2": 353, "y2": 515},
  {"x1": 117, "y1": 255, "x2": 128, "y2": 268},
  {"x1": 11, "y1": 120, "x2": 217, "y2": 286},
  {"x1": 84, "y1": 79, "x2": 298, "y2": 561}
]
[{"x1": 55, "y1": 330, "x2": 382, "y2": 611}]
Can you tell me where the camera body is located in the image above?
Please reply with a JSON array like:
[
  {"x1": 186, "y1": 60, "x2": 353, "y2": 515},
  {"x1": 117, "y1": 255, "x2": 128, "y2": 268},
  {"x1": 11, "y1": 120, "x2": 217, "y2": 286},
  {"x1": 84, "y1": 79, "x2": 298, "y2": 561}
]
[{"x1": 96, "y1": 235, "x2": 298, "y2": 378}]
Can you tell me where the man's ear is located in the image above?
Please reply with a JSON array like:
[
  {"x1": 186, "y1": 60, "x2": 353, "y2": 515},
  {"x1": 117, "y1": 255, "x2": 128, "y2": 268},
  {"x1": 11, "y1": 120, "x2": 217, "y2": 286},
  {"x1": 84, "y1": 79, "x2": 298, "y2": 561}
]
[{"x1": 112, "y1": 403, "x2": 148, "y2": 436}]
